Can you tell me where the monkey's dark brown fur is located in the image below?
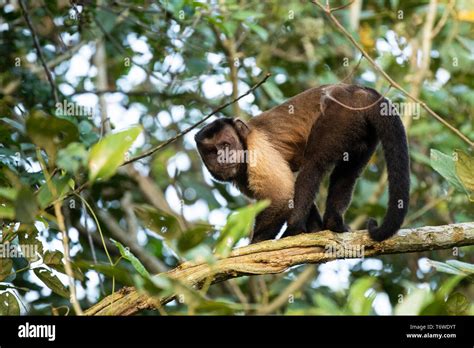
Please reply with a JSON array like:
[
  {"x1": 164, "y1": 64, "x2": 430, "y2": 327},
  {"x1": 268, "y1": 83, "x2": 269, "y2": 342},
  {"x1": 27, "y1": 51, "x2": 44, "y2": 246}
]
[{"x1": 195, "y1": 84, "x2": 410, "y2": 243}]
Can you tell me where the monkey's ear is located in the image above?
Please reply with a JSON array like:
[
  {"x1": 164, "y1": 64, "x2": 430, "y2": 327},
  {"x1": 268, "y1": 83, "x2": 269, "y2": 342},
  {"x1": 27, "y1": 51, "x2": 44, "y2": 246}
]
[{"x1": 234, "y1": 118, "x2": 250, "y2": 139}]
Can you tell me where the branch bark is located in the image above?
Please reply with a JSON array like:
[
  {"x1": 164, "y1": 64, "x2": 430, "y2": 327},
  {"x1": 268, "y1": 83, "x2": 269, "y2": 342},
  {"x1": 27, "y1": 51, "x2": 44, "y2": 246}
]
[{"x1": 84, "y1": 222, "x2": 474, "y2": 316}]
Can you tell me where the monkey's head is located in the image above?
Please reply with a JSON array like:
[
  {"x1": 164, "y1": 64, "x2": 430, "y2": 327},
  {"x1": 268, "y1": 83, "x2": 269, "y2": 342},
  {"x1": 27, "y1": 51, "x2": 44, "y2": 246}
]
[{"x1": 195, "y1": 118, "x2": 250, "y2": 182}]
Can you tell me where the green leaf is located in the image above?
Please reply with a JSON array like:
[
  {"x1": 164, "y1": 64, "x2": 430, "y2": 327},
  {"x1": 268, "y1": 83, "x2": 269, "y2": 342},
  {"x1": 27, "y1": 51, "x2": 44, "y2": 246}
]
[
  {"x1": 395, "y1": 287, "x2": 434, "y2": 315},
  {"x1": 177, "y1": 225, "x2": 211, "y2": 252},
  {"x1": 0, "y1": 258, "x2": 13, "y2": 281},
  {"x1": 222, "y1": 20, "x2": 238, "y2": 38},
  {"x1": 247, "y1": 22, "x2": 269, "y2": 41},
  {"x1": 427, "y1": 259, "x2": 468, "y2": 276},
  {"x1": 232, "y1": 10, "x2": 265, "y2": 21},
  {"x1": 437, "y1": 275, "x2": 465, "y2": 300},
  {"x1": 0, "y1": 292, "x2": 20, "y2": 315},
  {"x1": 346, "y1": 277, "x2": 376, "y2": 315},
  {"x1": 430, "y1": 149, "x2": 466, "y2": 193},
  {"x1": 18, "y1": 228, "x2": 43, "y2": 262},
  {"x1": 88, "y1": 126, "x2": 142, "y2": 182},
  {"x1": 454, "y1": 151, "x2": 474, "y2": 201},
  {"x1": 134, "y1": 204, "x2": 181, "y2": 240},
  {"x1": 57, "y1": 142, "x2": 88, "y2": 174},
  {"x1": 194, "y1": 299, "x2": 240, "y2": 315},
  {"x1": 34, "y1": 267, "x2": 69, "y2": 298},
  {"x1": 0, "y1": 203, "x2": 15, "y2": 219},
  {"x1": 43, "y1": 250, "x2": 84, "y2": 281},
  {"x1": 262, "y1": 81, "x2": 285, "y2": 104},
  {"x1": 133, "y1": 273, "x2": 173, "y2": 298},
  {"x1": 215, "y1": 200, "x2": 269, "y2": 257},
  {"x1": 0, "y1": 187, "x2": 17, "y2": 201},
  {"x1": 111, "y1": 239, "x2": 150, "y2": 278},
  {"x1": 446, "y1": 292, "x2": 470, "y2": 315},
  {"x1": 313, "y1": 293, "x2": 343, "y2": 315},
  {"x1": 445, "y1": 260, "x2": 474, "y2": 275},
  {"x1": 186, "y1": 58, "x2": 208, "y2": 75},
  {"x1": 14, "y1": 187, "x2": 38, "y2": 224},
  {"x1": 75, "y1": 261, "x2": 134, "y2": 286},
  {"x1": 37, "y1": 176, "x2": 73, "y2": 209},
  {"x1": 26, "y1": 111, "x2": 79, "y2": 163}
]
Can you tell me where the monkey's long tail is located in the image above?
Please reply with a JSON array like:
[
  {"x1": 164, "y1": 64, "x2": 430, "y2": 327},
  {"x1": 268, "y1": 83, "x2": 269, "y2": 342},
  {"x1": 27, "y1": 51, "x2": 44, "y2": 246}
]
[{"x1": 367, "y1": 97, "x2": 410, "y2": 242}]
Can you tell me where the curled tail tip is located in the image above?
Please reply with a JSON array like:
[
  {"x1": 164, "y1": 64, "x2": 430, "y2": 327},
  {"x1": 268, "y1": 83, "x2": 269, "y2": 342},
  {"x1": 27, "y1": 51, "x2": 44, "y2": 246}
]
[
  {"x1": 367, "y1": 218, "x2": 396, "y2": 242},
  {"x1": 367, "y1": 218, "x2": 378, "y2": 230}
]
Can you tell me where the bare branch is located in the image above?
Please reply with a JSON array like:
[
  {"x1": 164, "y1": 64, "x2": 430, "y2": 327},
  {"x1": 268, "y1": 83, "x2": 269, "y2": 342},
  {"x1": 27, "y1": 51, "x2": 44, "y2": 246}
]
[
  {"x1": 125, "y1": 166, "x2": 187, "y2": 231},
  {"x1": 431, "y1": 0, "x2": 455, "y2": 38},
  {"x1": 97, "y1": 209, "x2": 168, "y2": 274},
  {"x1": 84, "y1": 222, "x2": 474, "y2": 315},
  {"x1": 19, "y1": 0, "x2": 59, "y2": 104},
  {"x1": 257, "y1": 265, "x2": 316, "y2": 314},
  {"x1": 323, "y1": 84, "x2": 391, "y2": 111},
  {"x1": 330, "y1": 0, "x2": 355, "y2": 13}
]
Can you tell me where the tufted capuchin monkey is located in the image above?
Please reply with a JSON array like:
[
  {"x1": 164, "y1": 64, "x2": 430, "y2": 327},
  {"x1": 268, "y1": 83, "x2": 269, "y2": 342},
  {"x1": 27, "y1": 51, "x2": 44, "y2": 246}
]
[{"x1": 195, "y1": 84, "x2": 410, "y2": 243}]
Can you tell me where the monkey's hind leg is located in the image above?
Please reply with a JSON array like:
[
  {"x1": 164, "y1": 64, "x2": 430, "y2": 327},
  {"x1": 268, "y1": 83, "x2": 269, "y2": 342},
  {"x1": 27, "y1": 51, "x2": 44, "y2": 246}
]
[
  {"x1": 323, "y1": 149, "x2": 374, "y2": 232},
  {"x1": 306, "y1": 203, "x2": 323, "y2": 232},
  {"x1": 283, "y1": 203, "x2": 323, "y2": 238}
]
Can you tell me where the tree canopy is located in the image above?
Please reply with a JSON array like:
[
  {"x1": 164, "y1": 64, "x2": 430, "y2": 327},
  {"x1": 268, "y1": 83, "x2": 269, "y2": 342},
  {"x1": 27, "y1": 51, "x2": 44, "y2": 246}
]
[{"x1": 0, "y1": 0, "x2": 473, "y2": 316}]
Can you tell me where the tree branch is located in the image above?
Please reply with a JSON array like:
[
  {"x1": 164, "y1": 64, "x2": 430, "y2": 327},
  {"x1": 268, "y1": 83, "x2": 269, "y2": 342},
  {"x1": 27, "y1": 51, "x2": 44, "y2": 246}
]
[
  {"x1": 125, "y1": 166, "x2": 187, "y2": 232},
  {"x1": 257, "y1": 265, "x2": 316, "y2": 314},
  {"x1": 84, "y1": 222, "x2": 474, "y2": 315},
  {"x1": 97, "y1": 209, "x2": 168, "y2": 274},
  {"x1": 19, "y1": 0, "x2": 59, "y2": 104}
]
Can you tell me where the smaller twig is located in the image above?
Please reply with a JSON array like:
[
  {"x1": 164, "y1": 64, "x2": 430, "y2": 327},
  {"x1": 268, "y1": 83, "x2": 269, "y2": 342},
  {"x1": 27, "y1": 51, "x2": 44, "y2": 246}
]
[
  {"x1": 257, "y1": 266, "x2": 316, "y2": 314},
  {"x1": 404, "y1": 188, "x2": 454, "y2": 225},
  {"x1": 121, "y1": 191, "x2": 138, "y2": 240},
  {"x1": 126, "y1": 166, "x2": 187, "y2": 231},
  {"x1": 323, "y1": 84, "x2": 391, "y2": 111},
  {"x1": 224, "y1": 280, "x2": 250, "y2": 312},
  {"x1": 19, "y1": 0, "x2": 59, "y2": 104},
  {"x1": 340, "y1": 54, "x2": 363, "y2": 83},
  {"x1": 31, "y1": 41, "x2": 87, "y2": 74},
  {"x1": 97, "y1": 209, "x2": 168, "y2": 273},
  {"x1": 330, "y1": 0, "x2": 355, "y2": 13},
  {"x1": 79, "y1": 193, "x2": 105, "y2": 294},
  {"x1": 36, "y1": 148, "x2": 83, "y2": 315},
  {"x1": 431, "y1": 0, "x2": 455, "y2": 38},
  {"x1": 122, "y1": 72, "x2": 271, "y2": 165}
]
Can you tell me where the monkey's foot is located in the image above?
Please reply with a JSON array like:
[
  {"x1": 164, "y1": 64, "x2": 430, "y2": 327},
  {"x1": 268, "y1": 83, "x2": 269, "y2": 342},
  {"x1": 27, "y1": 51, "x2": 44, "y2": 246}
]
[
  {"x1": 306, "y1": 217, "x2": 323, "y2": 232},
  {"x1": 323, "y1": 215, "x2": 351, "y2": 233},
  {"x1": 282, "y1": 222, "x2": 307, "y2": 238}
]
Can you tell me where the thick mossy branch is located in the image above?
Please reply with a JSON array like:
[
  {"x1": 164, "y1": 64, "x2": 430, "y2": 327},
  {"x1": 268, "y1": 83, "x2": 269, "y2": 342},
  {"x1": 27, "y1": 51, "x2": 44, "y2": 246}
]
[{"x1": 85, "y1": 222, "x2": 474, "y2": 315}]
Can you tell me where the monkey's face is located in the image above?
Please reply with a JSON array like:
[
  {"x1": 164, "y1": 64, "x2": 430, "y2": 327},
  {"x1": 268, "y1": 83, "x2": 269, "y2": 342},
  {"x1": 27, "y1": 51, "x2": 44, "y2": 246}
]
[{"x1": 195, "y1": 119, "x2": 248, "y2": 182}]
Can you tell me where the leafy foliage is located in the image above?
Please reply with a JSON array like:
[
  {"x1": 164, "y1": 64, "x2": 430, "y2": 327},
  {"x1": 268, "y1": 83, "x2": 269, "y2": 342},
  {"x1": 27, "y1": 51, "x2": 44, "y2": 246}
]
[{"x1": 0, "y1": 0, "x2": 472, "y2": 315}]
